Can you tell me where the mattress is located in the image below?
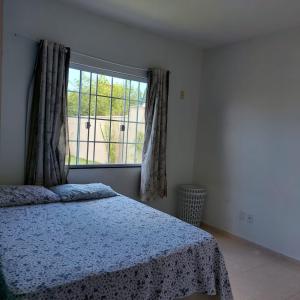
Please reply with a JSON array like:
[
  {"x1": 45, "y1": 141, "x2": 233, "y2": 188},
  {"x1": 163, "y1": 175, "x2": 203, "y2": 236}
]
[{"x1": 0, "y1": 195, "x2": 233, "y2": 300}]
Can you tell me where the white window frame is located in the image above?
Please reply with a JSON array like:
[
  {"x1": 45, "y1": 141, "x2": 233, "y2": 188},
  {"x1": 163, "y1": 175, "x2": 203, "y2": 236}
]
[{"x1": 67, "y1": 56, "x2": 147, "y2": 169}]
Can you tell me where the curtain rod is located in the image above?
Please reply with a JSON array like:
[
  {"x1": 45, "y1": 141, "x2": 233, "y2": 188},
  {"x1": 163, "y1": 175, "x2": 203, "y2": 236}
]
[{"x1": 13, "y1": 33, "x2": 148, "y2": 72}]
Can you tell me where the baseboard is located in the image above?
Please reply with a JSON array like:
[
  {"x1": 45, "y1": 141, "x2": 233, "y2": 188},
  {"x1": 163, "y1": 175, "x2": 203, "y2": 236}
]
[{"x1": 201, "y1": 222, "x2": 300, "y2": 266}]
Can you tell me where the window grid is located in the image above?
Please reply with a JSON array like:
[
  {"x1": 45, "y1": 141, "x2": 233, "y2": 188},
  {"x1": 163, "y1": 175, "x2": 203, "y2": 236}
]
[
  {"x1": 107, "y1": 77, "x2": 113, "y2": 163},
  {"x1": 69, "y1": 115, "x2": 146, "y2": 124},
  {"x1": 68, "y1": 91, "x2": 145, "y2": 103},
  {"x1": 92, "y1": 74, "x2": 99, "y2": 163},
  {"x1": 125, "y1": 81, "x2": 131, "y2": 164},
  {"x1": 71, "y1": 116, "x2": 145, "y2": 125},
  {"x1": 121, "y1": 80, "x2": 127, "y2": 162},
  {"x1": 75, "y1": 71, "x2": 82, "y2": 165},
  {"x1": 86, "y1": 72, "x2": 92, "y2": 164},
  {"x1": 134, "y1": 83, "x2": 140, "y2": 162},
  {"x1": 69, "y1": 140, "x2": 144, "y2": 145},
  {"x1": 67, "y1": 68, "x2": 146, "y2": 166}
]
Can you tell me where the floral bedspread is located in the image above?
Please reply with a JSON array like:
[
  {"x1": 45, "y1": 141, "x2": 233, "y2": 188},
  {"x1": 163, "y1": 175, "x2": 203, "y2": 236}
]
[{"x1": 0, "y1": 195, "x2": 233, "y2": 300}]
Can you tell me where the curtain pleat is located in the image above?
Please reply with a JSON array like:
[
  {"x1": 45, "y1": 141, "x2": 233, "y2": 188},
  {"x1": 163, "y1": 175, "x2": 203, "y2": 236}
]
[
  {"x1": 25, "y1": 40, "x2": 70, "y2": 187},
  {"x1": 141, "y1": 68, "x2": 169, "y2": 201}
]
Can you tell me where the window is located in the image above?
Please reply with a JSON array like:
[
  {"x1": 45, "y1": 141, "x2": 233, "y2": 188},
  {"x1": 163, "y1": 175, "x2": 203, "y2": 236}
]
[{"x1": 67, "y1": 66, "x2": 147, "y2": 166}]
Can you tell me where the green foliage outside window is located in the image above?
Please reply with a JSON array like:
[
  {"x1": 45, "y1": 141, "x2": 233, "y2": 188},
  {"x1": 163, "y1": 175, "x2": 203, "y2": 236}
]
[{"x1": 67, "y1": 70, "x2": 146, "y2": 117}]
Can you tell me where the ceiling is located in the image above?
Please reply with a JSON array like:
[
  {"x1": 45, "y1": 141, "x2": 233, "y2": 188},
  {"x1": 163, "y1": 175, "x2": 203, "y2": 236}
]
[{"x1": 60, "y1": 0, "x2": 300, "y2": 48}]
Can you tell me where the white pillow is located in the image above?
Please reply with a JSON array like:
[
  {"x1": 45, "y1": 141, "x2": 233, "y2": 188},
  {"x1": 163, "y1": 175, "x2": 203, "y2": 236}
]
[{"x1": 49, "y1": 183, "x2": 118, "y2": 202}]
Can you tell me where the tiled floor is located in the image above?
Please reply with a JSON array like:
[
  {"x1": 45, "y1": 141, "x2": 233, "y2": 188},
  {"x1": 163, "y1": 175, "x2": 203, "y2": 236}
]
[{"x1": 190, "y1": 226, "x2": 300, "y2": 300}]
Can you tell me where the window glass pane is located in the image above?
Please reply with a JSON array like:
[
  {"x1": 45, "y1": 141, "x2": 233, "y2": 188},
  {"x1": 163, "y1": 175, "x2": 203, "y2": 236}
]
[
  {"x1": 68, "y1": 92, "x2": 79, "y2": 116},
  {"x1": 109, "y1": 143, "x2": 124, "y2": 164},
  {"x1": 136, "y1": 123, "x2": 145, "y2": 143},
  {"x1": 111, "y1": 99, "x2": 125, "y2": 118},
  {"x1": 120, "y1": 144, "x2": 126, "y2": 163},
  {"x1": 112, "y1": 77, "x2": 126, "y2": 98},
  {"x1": 87, "y1": 118, "x2": 95, "y2": 142},
  {"x1": 98, "y1": 75, "x2": 112, "y2": 97},
  {"x1": 139, "y1": 82, "x2": 147, "y2": 103},
  {"x1": 110, "y1": 121, "x2": 126, "y2": 143},
  {"x1": 90, "y1": 95, "x2": 96, "y2": 116},
  {"x1": 95, "y1": 120, "x2": 110, "y2": 142},
  {"x1": 137, "y1": 102, "x2": 145, "y2": 123},
  {"x1": 68, "y1": 117, "x2": 78, "y2": 141},
  {"x1": 77, "y1": 142, "x2": 88, "y2": 164},
  {"x1": 130, "y1": 81, "x2": 139, "y2": 101},
  {"x1": 125, "y1": 80, "x2": 131, "y2": 100},
  {"x1": 91, "y1": 73, "x2": 97, "y2": 95},
  {"x1": 79, "y1": 94, "x2": 96, "y2": 118},
  {"x1": 81, "y1": 71, "x2": 91, "y2": 94},
  {"x1": 136, "y1": 144, "x2": 143, "y2": 163},
  {"x1": 78, "y1": 117, "x2": 89, "y2": 141},
  {"x1": 80, "y1": 94, "x2": 90, "y2": 116},
  {"x1": 94, "y1": 143, "x2": 109, "y2": 164},
  {"x1": 68, "y1": 68, "x2": 80, "y2": 92},
  {"x1": 90, "y1": 119, "x2": 100, "y2": 142},
  {"x1": 125, "y1": 101, "x2": 138, "y2": 122},
  {"x1": 127, "y1": 122, "x2": 137, "y2": 143},
  {"x1": 87, "y1": 142, "x2": 95, "y2": 164},
  {"x1": 96, "y1": 96, "x2": 111, "y2": 117},
  {"x1": 126, "y1": 144, "x2": 135, "y2": 163},
  {"x1": 68, "y1": 142, "x2": 77, "y2": 165}
]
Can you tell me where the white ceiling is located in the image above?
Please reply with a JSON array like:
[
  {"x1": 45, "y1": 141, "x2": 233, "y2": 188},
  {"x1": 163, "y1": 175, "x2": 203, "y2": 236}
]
[{"x1": 60, "y1": 0, "x2": 300, "y2": 48}]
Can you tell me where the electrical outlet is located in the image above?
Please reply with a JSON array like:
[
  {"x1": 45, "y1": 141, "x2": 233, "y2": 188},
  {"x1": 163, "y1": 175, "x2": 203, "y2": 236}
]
[
  {"x1": 239, "y1": 211, "x2": 246, "y2": 222},
  {"x1": 247, "y1": 214, "x2": 254, "y2": 224}
]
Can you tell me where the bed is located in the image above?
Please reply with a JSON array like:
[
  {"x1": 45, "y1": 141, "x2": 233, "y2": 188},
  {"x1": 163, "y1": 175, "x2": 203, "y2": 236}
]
[{"x1": 0, "y1": 186, "x2": 233, "y2": 300}]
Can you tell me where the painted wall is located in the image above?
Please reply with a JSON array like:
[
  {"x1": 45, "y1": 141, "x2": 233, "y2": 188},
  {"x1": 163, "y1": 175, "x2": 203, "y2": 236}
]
[
  {"x1": 0, "y1": 0, "x2": 202, "y2": 214},
  {"x1": 196, "y1": 28, "x2": 300, "y2": 260}
]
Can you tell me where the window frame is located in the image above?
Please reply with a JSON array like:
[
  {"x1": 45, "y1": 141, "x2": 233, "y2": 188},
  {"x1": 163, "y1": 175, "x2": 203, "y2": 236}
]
[{"x1": 67, "y1": 62, "x2": 147, "y2": 169}]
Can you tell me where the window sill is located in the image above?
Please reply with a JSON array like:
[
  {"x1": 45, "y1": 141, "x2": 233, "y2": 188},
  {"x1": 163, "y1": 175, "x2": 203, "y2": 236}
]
[{"x1": 69, "y1": 164, "x2": 141, "y2": 169}]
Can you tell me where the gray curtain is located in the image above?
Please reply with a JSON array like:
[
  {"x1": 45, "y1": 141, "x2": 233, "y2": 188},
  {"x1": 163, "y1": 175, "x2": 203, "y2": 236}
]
[
  {"x1": 141, "y1": 68, "x2": 169, "y2": 201},
  {"x1": 25, "y1": 40, "x2": 70, "y2": 187}
]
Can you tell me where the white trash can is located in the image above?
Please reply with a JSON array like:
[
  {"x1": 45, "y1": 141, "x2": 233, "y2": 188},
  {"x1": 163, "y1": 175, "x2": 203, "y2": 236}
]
[{"x1": 177, "y1": 185, "x2": 207, "y2": 227}]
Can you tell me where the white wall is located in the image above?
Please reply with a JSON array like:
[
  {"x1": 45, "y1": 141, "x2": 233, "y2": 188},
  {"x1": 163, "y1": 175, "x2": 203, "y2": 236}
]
[
  {"x1": 0, "y1": 0, "x2": 202, "y2": 215},
  {"x1": 196, "y1": 28, "x2": 300, "y2": 260}
]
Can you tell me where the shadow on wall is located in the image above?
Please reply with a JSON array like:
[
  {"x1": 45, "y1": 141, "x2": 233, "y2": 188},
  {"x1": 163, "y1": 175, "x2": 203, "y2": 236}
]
[
  {"x1": 68, "y1": 167, "x2": 141, "y2": 200},
  {"x1": 68, "y1": 167, "x2": 177, "y2": 216},
  {"x1": 195, "y1": 89, "x2": 234, "y2": 229}
]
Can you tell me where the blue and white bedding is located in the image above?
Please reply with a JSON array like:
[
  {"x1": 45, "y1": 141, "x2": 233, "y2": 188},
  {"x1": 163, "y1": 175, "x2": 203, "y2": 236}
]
[{"x1": 0, "y1": 195, "x2": 233, "y2": 300}]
